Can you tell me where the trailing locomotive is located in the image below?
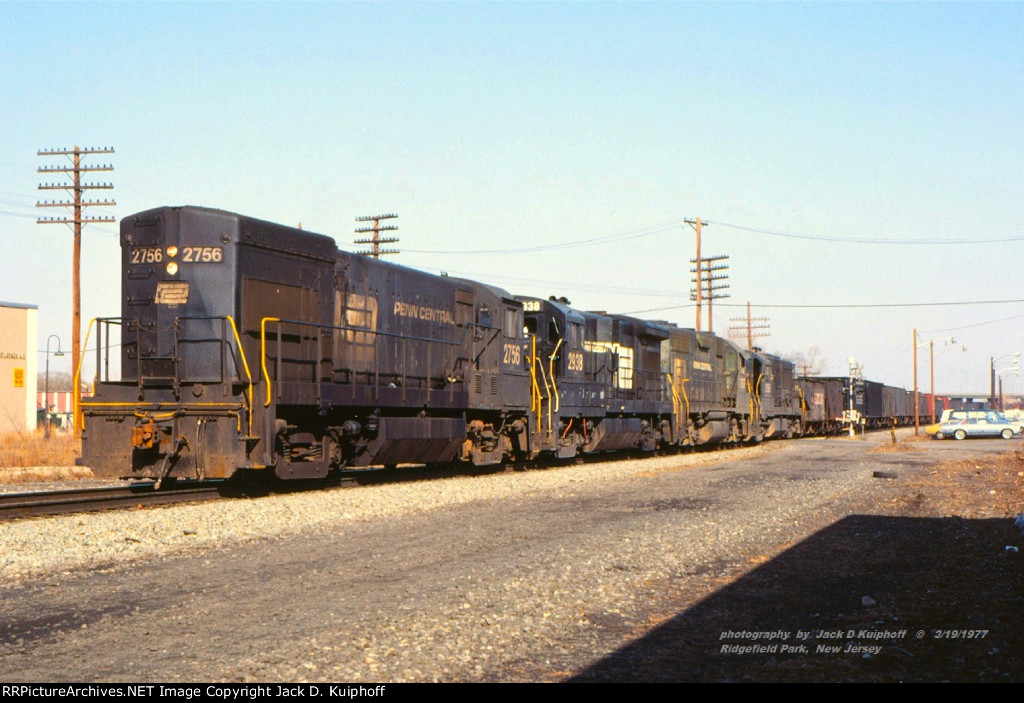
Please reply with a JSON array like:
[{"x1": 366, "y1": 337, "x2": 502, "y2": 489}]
[{"x1": 78, "y1": 206, "x2": 918, "y2": 483}]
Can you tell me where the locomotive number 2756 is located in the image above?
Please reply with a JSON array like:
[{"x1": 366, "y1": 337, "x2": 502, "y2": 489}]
[
  {"x1": 130, "y1": 247, "x2": 163, "y2": 264},
  {"x1": 503, "y1": 343, "x2": 522, "y2": 365},
  {"x1": 181, "y1": 246, "x2": 224, "y2": 263}
]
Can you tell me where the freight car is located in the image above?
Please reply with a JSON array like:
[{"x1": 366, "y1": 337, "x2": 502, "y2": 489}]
[
  {"x1": 795, "y1": 375, "x2": 947, "y2": 434},
  {"x1": 795, "y1": 377, "x2": 846, "y2": 435},
  {"x1": 77, "y1": 206, "x2": 915, "y2": 483}
]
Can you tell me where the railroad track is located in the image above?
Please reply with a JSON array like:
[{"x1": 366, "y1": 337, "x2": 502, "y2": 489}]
[
  {"x1": 0, "y1": 482, "x2": 226, "y2": 522},
  {"x1": 0, "y1": 449, "x2": 730, "y2": 523},
  {"x1": 0, "y1": 468, "x2": 433, "y2": 522}
]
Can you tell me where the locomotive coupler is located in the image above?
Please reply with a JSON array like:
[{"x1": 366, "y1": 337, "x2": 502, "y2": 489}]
[{"x1": 154, "y1": 435, "x2": 190, "y2": 490}]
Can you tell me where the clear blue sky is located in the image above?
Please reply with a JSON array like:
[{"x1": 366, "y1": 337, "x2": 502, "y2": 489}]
[{"x1": 2, "y1": 1, "x2": 1022, "y2": 395}]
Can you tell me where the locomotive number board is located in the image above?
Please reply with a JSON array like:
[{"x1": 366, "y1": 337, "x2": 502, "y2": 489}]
[{"x1": 130, "y1": 246, "x2": 224, "y2": 264}]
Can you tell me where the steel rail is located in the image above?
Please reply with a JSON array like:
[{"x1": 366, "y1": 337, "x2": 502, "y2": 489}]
[{"x1": 0, "y1": 483, "x2": 224, "y2": 522}]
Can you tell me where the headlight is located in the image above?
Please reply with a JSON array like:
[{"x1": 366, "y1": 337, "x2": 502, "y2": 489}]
[
  {"x1": 166, "y1": 245, "x2": 178, "y2": 258},
  {"x1": 166, "y1": 262, "x2": 179, "y2": 275}
]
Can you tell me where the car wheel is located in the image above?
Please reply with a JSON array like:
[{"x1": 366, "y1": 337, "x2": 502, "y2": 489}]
[
  {"x1": 934, "y1": 432, "x2": 944, "y2": 440},
  {"x1": 1002, "y1": 428, "x2": 1013, "y2": 439},
  {"x1": 954, "y1": 429, "x2": 967, "y2": 441}
]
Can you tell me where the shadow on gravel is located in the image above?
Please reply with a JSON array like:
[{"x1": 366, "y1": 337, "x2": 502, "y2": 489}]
[{"x1": 570, "y1": 515, "x2": 1024, "y2": 682}]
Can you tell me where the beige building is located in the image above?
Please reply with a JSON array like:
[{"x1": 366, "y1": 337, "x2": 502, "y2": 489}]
[{"x1": 0, "y1": 302, "x2": 38, "y2": 434}]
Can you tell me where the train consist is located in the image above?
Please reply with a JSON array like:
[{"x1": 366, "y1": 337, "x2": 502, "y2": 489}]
[{"x1": 79, "y1": 206, "x2": 939, "y2": 483}]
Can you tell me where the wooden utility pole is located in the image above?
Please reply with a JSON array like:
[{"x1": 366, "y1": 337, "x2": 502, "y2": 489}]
[
  {"x1": 913, "y1": 329, "x2": 919, "y2": 436},
  {"x1": 691, "y1": 254, "x2": 729, "y2": 332},
  {"x1": 728, "y1": 301, "x2": 770, "y2": 350},
  {"x1": 36, "y1": 146, "x2": 115, "y2": 419},
  {"x1": 354, "y1": 214, "x2": 399, "y2": 259},
  {"x1": 685, "y1": 218, "x2": 703, "y2": 331}
]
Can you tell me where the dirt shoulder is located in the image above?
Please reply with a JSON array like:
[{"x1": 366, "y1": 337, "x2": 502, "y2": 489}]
[{"x1": 573, "y1": 440, "x2": 1024, "y2": 682}]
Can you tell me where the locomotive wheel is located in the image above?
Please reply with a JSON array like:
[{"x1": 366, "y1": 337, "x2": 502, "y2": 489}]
[
  {"x1": 954, "y1": 429, "x2": 967, "y2": 441},
  {"x1": 1001, "y1": 428, "x2": 1013, "y2": 440}
]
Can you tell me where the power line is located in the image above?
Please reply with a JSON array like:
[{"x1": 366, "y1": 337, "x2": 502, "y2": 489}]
[
  {"x1": 404, "y1": 215, "x2": 1024, "y2": 257},
  {"x1": 0, "y1": 208, "x2": 117, "y2": 236},
  {"x1": 417, "y1": 263, "x2": 1024, "y2": 313},
  {"x1": 403, "y1": 219, "x2": 683, "y2": 255},
  {"x1": 710, "y1": 220, "x2": 1024, "y2": 245},
  {"x1": 417, "y1": 266, "x2": 686, "y2": 298},
  {"x1": 623, "y1": 298, "x2": 1024, "y2": 316},
  {"x1": 924, "y1": 313, "x2": 1024, "y2": 335}
]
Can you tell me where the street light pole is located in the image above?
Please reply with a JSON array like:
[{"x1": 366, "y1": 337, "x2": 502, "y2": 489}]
[
  {"x1": 991, "y1": 356, "x2": 996, "y2": 410},
  {"x1": 930, "y1": 340, "x2": 935, "y2": 423},
  {"x1": 991, "y1": 353, "x2": 1020, "y2": 411},
  {"x1": 914, "y1": 333, "x2": 957, "y2": 431},
  {"x1": 44, "y1": 334, "x2": 64, "y2": 439}
]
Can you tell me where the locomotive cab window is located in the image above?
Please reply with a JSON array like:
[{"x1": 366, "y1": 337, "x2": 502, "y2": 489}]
[
  {"x1": 503, "y1": 307, "x2": 518, "y2": 338},
  {"x1": 568, "y1": 322, "x2": 583, "y2": 348},
  {"x1": 455, "y1": 289, "x2": 474, "y2": 326},
  {"x1": 548, "y1": 319, "x2": 560, "y2": 345},
  {"x1": 724, "y1": 350, "x2": 738, "y2": 391}
]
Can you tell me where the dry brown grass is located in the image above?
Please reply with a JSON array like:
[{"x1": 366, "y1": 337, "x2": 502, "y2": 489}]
[
  {"x1": 868, "y1": 440, "x2": 923, "y2": 454},
  {"x1": 0, "y1": 429, "x2": 93, "y2": 482},
  {"x1": 0, "y1": 431, "x2": 85, "y2": 483}
]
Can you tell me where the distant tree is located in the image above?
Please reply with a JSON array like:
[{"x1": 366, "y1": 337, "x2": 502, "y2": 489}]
[
  {"x1": 788, "y1": 346, "x2": 828, "y2": 377},
  {"x1": 36, "y1": 371, "x2": 75, "y2": 392}
]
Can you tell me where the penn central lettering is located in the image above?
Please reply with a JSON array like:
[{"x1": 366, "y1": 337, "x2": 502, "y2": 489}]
[{"x1": 393, "y1": 301, "x2": 456, "y2": 325}]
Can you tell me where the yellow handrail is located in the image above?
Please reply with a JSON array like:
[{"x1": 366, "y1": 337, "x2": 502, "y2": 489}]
[
  {"x1": 82, "y1": 402, "x2": 242, "y2": 408},
  {"x1": 225, "y1": 315, "x2": 254, "y2": 436},
  {"x1": 755, "y1": 372, "x2": 763, "y2": 411},
  {"x1": 529, "y1": 334, "x2": 540, "y2": 416},
  {"x1": 666, "y1": 372, "x2": 681, "y2": 439},
  {"x1": 746, "y1": 375, "x2": 756, "y2": 426},
  {"x1": 261, "y1": 317, "x2": 281, "y2": 406},
  {"x1": 666, "y1": 372, "x2": 681, "y2": 416},
  {"x1": 73, "y1": 318, "x2": 97, "y2": 435},
  {"x1": 75, "y1": 315, "x2": 257, "y2": 438},
  {"x1": 666, "y1": 373, "x2": 691, "y2": 443},
  {"x1": 536, "y1": 355, "x2": 552, "y2": 434},
  {"x1": 547, "y1": 337, "x2": 563, "y2": 415}
]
